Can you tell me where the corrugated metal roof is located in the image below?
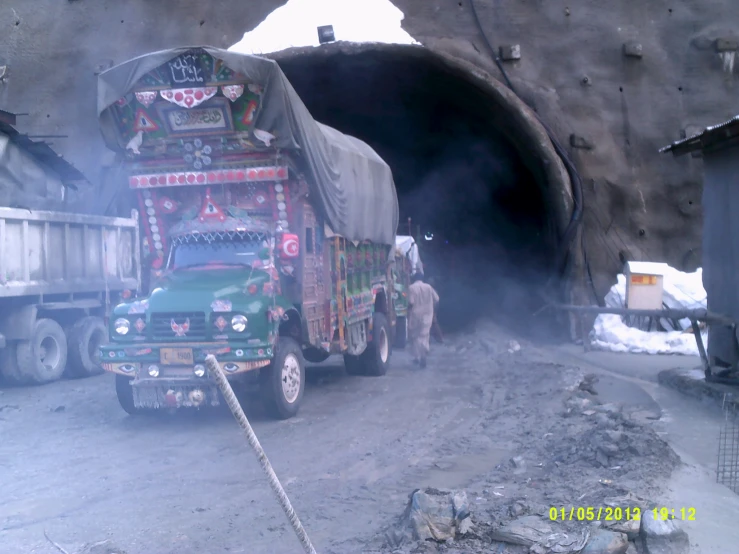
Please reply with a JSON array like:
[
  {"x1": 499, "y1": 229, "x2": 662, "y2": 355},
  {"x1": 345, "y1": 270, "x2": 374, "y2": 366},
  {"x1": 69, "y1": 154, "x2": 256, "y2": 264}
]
[
  {"x1": 0, "y1": 121, "x2": 88, "y2": 185},
  {"x1": 660, "y1": 115, "x2": 739, "y2": 156}
]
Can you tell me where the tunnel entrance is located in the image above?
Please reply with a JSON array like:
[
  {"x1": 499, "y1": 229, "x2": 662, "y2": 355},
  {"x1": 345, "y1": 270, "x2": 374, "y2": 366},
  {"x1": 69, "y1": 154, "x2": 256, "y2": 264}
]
[{"x1": 270, "y1": 43, "x2": 573, "y2": 336}]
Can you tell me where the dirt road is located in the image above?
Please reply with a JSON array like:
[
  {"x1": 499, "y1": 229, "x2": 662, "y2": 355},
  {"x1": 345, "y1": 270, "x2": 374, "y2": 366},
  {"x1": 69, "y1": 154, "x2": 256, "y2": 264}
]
[{"x1": 0, "y1": 324, "x2": 682, "y2": 553}]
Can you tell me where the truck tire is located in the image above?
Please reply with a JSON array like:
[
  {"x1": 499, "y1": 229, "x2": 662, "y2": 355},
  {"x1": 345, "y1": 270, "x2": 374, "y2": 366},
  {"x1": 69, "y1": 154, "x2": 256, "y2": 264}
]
[
  {"x1": 16, "y1": 318, "x2": 68, "y2": 385},
  {"x1": 394, "y1": 316, "x2": 408, "y2": 349},
  {"x1": 361, "y1": 312, "x2": 391, "y2": 376},
  {"x1": 343, "y1": 353, "x2": 364, "y2": 376},
  {"x1": 303, "y1": 347, "x2": 330, "y2": 364},
  {"x1": 0, "y1": 344, "x2": 24, "y2": 385},
  {"x1": 115, "y1": 374, "x2": 139, "y2": 415},
  {"x1": 66, "y1": 316, "x2": 107, "y2": 378},
  {"x1": 260, "y1": 337, "x2": 305, "y2": 419}
]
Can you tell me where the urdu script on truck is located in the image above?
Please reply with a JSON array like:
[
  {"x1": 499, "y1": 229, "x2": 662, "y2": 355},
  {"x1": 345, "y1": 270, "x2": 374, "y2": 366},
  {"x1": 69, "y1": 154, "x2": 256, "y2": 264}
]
[{"x1": 96, "y1": 47, "x2": 404, "y2": 419}]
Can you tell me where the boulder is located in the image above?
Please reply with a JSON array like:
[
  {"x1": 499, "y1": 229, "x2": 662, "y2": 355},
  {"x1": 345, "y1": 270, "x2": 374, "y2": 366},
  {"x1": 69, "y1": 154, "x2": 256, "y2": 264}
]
[
  {"x1": 490, "y1": 515, "x2": 552, "y2": 546},
  {"x1": 581, "y1": 529, "x2": 629, "y2": 554},
  {"x1": 606, "y1": 517, "x2": 640, "y2": 540},
  {"x1": 640, "y1": 515, "x2": 690, "y2": 554},
  {"x1": 391, "y1": 488, "x2": 472, "y2": 544}
]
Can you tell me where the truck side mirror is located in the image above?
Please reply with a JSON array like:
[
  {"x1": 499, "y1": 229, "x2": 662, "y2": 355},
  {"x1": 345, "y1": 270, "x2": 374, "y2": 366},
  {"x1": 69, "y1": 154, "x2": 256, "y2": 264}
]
[{"x1": 277, "y1": 233, "x2": 300, "y2": 259}]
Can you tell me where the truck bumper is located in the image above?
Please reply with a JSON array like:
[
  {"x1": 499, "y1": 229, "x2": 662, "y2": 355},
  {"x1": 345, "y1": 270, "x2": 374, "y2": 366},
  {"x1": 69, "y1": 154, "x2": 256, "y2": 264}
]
[
  {"x1": 102, "y1": 358, "x2": 270, "y2": 378},
  {"x1": 100, "y1": 342, "x2": 273, "y2": 377},
  {"x1": 132, "y1": 378, "x2": 221, "y2": 409}
]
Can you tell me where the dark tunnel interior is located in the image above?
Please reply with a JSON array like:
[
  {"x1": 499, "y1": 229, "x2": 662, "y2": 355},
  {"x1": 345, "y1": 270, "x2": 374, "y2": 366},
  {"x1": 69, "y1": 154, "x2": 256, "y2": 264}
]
[{"x1": 276, "y1": 48, "x2": 561, "y2": 336}]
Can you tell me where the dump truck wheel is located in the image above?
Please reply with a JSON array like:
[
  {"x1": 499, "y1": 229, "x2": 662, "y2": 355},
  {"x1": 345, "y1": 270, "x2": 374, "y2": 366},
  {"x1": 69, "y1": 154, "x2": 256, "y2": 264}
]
[
  {"x1": 343, "y1": 353, "x2": 364, "y2": 376},
  {"x1": 115, "y1": 374, "x2": 139, "y2": 415},
  {"x1": 16, "y1": 318, "x2": 68, "y2": 385},
  {"x1": 0, "y1": 344, "x2": 24, "y2": 385},
  {"x1": 261, "y1": 337, "x2": 305, "y2": 419},
  {"x1": 361, "y1": 312, "x2": 391, "y2": 376},
  {"x1": 303, "y1": 347, "x2": 330, "y2": 364},
  {"x1": 394, "y1": 316, "x2": 407, "y2": 349},
  {"x1": 66, "y1": 316, "x2": 107, "y2": 378}
]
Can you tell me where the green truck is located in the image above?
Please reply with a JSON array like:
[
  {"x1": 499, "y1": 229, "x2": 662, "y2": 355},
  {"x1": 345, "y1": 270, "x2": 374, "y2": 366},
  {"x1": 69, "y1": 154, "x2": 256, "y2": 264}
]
[{"x1": 97, "y1": 47, "x2": 400, "y2": 419}]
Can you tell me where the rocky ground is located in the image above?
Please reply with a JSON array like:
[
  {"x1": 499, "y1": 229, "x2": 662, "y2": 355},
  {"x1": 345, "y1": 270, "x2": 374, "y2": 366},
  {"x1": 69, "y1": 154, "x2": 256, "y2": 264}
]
[{"x1": 0, "y1": 321, "x2": 688, "y2": 554}]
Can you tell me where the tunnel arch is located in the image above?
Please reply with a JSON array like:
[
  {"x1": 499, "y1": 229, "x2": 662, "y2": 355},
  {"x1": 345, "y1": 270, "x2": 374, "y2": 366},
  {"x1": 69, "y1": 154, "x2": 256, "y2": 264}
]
[{"x1": 266, "y1": 42, "x2": 576, "y2": 334}]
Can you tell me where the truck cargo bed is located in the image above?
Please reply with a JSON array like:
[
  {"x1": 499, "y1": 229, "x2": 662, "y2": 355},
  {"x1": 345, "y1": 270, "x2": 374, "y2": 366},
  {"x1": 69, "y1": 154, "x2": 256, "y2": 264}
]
[{"x1": 0, "y1": 207, "x2": 139, "y2": 298}]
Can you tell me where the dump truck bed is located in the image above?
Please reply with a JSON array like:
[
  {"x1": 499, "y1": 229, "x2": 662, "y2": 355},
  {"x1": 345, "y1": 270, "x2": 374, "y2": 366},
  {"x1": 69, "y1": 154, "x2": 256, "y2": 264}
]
[{"x1": 0, "y1": 207, "x2": 140, "y2": 298}]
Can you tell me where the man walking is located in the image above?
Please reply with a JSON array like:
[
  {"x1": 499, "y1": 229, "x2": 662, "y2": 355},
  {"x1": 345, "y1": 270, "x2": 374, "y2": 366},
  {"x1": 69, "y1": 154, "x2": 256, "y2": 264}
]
[{"x1": 408, "y1": 272, "x2": 439, "y2": 368}]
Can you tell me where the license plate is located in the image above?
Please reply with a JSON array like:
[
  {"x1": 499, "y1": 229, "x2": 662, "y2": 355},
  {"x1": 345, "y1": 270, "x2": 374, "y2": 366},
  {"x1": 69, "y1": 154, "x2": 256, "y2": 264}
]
[{"x1": 160, "y1": 348, "x2": 194, "y2": 365}]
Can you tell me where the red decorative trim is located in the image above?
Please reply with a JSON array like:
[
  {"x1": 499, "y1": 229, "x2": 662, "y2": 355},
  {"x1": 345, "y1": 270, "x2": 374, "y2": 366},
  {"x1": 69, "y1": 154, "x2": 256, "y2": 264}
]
[
  {"x1": 129, "y1": 166, "x2": 289, "y2": 189},
  {"x1": 198, "y1": 188, "x2": 227, "y2": 222},
  {"x1": 132, "y1": 108, "x2": 160, "y2": 133},
  {"x1": 242, "y1": 100, "x2": 258, "y2": 125}
]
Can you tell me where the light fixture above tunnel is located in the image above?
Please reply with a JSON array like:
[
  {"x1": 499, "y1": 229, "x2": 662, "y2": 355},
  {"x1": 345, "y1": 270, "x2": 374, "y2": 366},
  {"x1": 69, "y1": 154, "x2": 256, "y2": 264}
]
[{"x1": 317, "y1": 25, "x2": 336, "y2": 45}]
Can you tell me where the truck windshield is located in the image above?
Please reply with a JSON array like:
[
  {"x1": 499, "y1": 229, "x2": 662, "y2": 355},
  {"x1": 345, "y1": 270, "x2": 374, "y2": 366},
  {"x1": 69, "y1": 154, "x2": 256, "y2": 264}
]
[{"x1": 170, "y1": 237, "x2": 267, "y2": 270}]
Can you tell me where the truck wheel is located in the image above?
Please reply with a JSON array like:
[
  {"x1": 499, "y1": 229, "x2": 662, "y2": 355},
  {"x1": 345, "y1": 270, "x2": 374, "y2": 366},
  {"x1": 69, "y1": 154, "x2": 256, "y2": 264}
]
[
  {"x1": 66, "y1": 316, "x2": 108, "y2": 378},
  {"x1": 303, "y1": 347, "x2": 330, "y2": 364},
  {"x1": 261, "y1": 337, "x2": 305, "y2": 419},
  {"x1": 16, "y1": 318, "x2": 68, "y2": 385},
  {"x1": 361, "y1": 312, "x2": 391, "y2": 376},
  {"x1": 394, "y1": 316, "x2": 408, "y2": 349},
  {"x1": 343, "y1": 353, "x2": 364, "y2": 375},
  {"x1": 0, "y1": 344, "x2": 24, "y2": 385},
  {"x1": 115, "y1": 374, "x2": 140, "y2": 415}
]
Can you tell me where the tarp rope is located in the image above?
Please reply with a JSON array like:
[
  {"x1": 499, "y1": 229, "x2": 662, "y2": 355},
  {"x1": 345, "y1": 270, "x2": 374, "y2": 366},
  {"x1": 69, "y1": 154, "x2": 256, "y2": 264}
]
[{"x1": 204, "y1": 354, "x2": 318, "y2": 554}]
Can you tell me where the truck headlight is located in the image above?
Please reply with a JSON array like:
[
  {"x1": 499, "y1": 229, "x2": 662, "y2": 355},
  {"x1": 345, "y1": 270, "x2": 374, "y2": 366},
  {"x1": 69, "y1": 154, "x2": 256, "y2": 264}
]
[
  {"x1": 231, "y1": 314, "x2": 248, "y2": 332},
  {"x1": 193, "y1": 364, "x2": 206, "y2": 377},
  {"x1": 114, "y1": 318, "x2": 130, "y2": 335}
]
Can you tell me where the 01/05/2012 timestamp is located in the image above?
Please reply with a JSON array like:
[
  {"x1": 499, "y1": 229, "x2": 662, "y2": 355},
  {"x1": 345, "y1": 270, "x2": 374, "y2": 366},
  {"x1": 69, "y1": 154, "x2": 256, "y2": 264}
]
[{"x1": 549, "y1": 507, "x2": 697, "y2": 521}]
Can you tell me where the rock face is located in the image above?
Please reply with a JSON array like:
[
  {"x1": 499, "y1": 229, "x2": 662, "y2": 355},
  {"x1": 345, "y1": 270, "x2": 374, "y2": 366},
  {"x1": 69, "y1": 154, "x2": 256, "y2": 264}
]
[{"x1": 0, "y1": 0, "x2": 734, "y2": 290}]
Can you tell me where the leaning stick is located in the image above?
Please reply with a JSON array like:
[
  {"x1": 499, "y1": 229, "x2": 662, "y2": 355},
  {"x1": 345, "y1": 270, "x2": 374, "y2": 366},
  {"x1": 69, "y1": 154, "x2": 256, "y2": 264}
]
[{"x1": 204, "y1": 355, "x2": 317, "y2": 554}]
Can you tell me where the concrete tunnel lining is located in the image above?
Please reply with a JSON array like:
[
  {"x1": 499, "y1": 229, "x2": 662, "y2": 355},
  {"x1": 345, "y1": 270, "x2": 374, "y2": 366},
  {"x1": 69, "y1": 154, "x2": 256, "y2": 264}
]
[{"x1": 266, "y1": 42, "x2": 577, "y2": 331}]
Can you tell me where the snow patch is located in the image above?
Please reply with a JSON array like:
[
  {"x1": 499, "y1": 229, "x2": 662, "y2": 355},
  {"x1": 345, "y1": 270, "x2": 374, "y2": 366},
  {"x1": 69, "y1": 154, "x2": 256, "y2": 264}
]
[
  {"x1": 228, "y1": 0, "x2": 419, "y2": 56},
  {"x1": 687, "y1": 369, "x2": 707, "y2": 380},
  {"x1": 590, "y1": 265, "x2": 707, "y2": 356}
]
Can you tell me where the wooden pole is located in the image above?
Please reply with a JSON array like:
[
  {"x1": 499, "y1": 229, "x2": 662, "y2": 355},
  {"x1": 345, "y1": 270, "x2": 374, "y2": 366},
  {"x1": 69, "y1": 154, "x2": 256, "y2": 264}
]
[{"x1": 553, "y1": 305, "x2": 737, "y2": 327}]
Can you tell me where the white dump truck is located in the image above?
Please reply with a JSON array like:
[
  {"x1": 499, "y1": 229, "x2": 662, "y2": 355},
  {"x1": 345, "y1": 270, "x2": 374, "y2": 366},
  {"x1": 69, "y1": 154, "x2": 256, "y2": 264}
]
[
  {"x1": 0, "y1": 111, "x2": 142, "y2": 385},
  {"x1": 0, "y1": 207, "x2": 140, "y2": 384}
]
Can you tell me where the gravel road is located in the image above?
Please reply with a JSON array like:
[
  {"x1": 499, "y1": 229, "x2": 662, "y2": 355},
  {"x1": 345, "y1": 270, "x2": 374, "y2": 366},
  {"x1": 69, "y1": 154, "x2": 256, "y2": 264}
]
[{"x1": 0, "y1": 322, "x2": 680, "y2": 554}]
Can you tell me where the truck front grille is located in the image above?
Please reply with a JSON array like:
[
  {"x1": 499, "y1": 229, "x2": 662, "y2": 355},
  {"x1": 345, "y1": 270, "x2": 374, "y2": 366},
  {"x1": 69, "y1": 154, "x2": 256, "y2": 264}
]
[{"x1": 151, "y1": 312, "x2": 207, "y2": 340}]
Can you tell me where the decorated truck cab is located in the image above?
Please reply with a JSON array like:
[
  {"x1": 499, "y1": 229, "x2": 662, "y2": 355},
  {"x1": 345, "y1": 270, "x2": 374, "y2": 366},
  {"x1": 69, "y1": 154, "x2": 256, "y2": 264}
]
[{"x1": 97, "y1": 47, "x2": 400, "y2": 419}]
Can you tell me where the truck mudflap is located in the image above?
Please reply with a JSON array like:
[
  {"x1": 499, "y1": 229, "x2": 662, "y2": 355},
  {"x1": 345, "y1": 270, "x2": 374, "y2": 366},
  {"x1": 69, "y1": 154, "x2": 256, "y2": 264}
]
[{"x1": 133, "y1": 380, "x2": 220, "y2": 409}]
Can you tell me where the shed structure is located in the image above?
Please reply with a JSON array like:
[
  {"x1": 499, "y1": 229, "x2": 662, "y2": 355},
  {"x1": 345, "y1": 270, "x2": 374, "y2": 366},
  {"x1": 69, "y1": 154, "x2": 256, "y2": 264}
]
[{"x1": 661, "y1": 117, "x2": 739, "y2": 369}]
